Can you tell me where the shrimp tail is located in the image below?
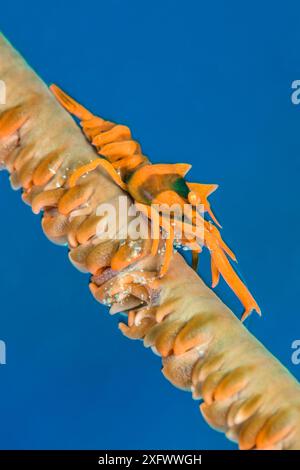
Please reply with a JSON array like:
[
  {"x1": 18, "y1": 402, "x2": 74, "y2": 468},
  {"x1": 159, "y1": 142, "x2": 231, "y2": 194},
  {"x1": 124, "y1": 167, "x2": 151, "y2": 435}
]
[{"x1": 50, "y1": 84, "x2": 94, "y2": 121}]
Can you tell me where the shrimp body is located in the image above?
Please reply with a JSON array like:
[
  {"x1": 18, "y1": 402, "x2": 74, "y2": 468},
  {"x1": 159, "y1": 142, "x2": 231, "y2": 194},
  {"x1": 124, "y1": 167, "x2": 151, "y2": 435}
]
[{"x1": 50, "y1": 85, "x2": 260, "y2": 321}]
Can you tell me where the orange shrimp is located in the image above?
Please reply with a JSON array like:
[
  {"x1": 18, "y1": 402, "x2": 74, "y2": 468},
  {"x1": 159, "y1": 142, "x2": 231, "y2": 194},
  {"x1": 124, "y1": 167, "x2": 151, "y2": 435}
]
[{"x1": 50, "y1": 85, "x2": 260, "y2": 321}]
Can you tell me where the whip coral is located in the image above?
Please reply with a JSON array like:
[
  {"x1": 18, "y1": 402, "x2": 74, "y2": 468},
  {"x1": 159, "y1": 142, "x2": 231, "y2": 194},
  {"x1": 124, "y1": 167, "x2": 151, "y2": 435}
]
[{"x1": 0, "y1": 34, "x2": 300, "y2": 450}]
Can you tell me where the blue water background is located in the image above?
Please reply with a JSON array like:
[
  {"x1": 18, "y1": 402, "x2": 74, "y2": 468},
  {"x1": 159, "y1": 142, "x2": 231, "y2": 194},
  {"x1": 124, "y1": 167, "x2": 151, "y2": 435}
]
[{"x1": 0, "y1": 0, "x2": 300, "y2": 450}]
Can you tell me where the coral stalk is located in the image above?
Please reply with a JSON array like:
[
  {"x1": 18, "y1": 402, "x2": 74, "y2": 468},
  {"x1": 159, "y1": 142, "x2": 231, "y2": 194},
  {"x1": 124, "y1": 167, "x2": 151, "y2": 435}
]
[{"x1": 1, "y1": 33, "x2": 300, "y2": 450}]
